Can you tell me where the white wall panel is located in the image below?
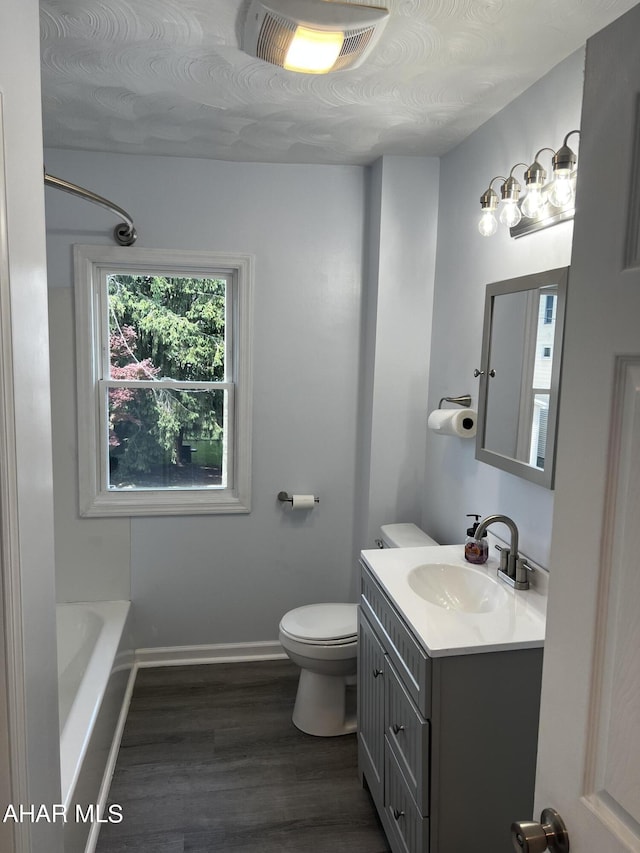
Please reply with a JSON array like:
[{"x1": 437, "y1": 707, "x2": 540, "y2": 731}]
[{"x1": 48, "y1": 287, "x2": 131, "y2": 602}]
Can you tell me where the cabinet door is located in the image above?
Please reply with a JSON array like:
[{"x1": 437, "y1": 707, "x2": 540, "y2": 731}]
[{"x1": 358, "y1": 611, "x2": 386, "y2": 796}]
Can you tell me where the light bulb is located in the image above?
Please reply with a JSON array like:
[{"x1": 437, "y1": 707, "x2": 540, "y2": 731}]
[
  {"x1": 521, "y1": 188, "x2": 544, "y2": 219},
  {"x1": 499, "y1": 201, "x2": 522, "y2": 228},
  {"x1": 478, "y1": 210, "x2": 498, "y2": 237},
  {"x1": 549, "y1": 175, "x2": 574, "y2": 208},
  {"x1": 284, "y1": 27, "x2": 344, "y2": 74}
]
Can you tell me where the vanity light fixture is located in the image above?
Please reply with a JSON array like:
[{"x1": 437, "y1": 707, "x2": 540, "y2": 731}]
[
  {"x1": 243, "y1": 0, "x2": 390, "y2": 74},
  {"x1": 478, "y1": 130, "x2": 580, "y2": 238}
]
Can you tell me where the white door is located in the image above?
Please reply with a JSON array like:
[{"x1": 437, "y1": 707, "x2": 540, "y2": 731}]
[{"x1": 529, "y1": 3, "x2": 640, "y2": 851}]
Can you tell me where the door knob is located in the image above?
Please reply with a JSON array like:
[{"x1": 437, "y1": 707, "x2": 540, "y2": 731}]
[{"x1": 511, "y1": 808, "x2": 569, "y2": 853}]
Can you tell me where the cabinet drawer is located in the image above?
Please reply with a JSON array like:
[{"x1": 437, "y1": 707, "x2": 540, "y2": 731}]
[
  {"x1": 361, "y1": 565, "x2": 431, "y2": 717},
  {"x1": 385, "y1": 660, "x2": 430, "y2": 816},
  {"x1": 385, "y1": 746, "x2": 428, "y2": 853}
]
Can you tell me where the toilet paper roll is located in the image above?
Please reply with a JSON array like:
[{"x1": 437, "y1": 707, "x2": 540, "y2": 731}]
[
  {"x1": 427, "y1": 408, "x2": 477, "y2": 438},
  {"x1": 291, "y1": 494, "x2": 316, "y2": 510}
]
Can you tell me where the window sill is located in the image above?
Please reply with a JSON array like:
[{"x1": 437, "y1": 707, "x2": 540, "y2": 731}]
[{"x1": 79, "y1": 488, "x2": 251, "y2": 517}]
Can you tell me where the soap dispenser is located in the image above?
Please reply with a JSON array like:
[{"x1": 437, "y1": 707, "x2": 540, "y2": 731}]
[{"x1": 464, "y1": 514, "x2": 488, "y2": 564}]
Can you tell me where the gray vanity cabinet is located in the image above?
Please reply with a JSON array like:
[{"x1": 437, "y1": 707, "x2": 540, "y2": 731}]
[{"x1": 358, "y1": 561, "x2": 543, "y2": 853}]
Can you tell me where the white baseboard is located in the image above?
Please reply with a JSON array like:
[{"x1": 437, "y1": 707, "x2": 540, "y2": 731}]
[{"x1": 135, "y1": 640, "x2": 287, "y2": 668}]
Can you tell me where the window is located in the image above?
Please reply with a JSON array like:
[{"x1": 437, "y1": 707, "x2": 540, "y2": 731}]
[{"x1": 74, "y1": 246, "x2": 253, "y2": 516}]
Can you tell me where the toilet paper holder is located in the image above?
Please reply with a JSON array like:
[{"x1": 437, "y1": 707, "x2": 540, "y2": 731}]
[
  {"x1": 278, "y1": 491, "x2": 320, "y2": 504},
  {"x1": 438, "y1": 394, "x2": 472, "y2": 409}
]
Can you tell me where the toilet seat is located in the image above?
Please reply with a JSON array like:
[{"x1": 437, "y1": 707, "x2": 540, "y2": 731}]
[{"x1": 279, "y1": 603, "x2": 357, "y2": 645}]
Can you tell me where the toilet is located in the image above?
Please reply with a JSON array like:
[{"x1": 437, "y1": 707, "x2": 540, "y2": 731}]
[{"x1": 279, "y1": 522, "x2": 438, "y2": 737}]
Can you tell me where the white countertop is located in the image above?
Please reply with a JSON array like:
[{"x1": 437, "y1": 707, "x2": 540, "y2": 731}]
[{"x1": 360, "y1": 544, "x2": 547, "y2": 658}]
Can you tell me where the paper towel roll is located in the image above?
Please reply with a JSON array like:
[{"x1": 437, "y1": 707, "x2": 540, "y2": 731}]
[
  {"x1": 291, "y1": 494, "x2": 316, "y2": 510},
  {"x1": 427, "y1": 408, "x2": 477, "y2": 438}
]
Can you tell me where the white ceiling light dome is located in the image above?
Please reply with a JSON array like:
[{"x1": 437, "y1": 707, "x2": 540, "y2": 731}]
[{"x1": 243, "y1": 0, "x2": 390, "y2": 74}]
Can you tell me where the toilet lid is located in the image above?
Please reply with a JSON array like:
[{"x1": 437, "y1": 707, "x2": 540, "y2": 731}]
[{"x1": 280, "y1": 603, "x2": 358, "y2": 643}]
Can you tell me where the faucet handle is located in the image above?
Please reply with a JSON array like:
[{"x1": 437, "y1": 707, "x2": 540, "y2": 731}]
[
  {"x1": 516, "y1": 557, "x2": 535, "y2": 586},
  {"x1": 514, "y1": 557, "x2": 533, "y2": 590},
  {"x1": 495, "y1": 544, "x2": 510, "y2": 573}
]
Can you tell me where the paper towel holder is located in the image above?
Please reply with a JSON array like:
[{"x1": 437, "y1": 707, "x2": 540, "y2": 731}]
[
  {"x1": 277, "y1": 491, "x2": 319, "y2": 504},
  {"x1": 438, "y1": 394, "x2": 472, "y2": 409}
]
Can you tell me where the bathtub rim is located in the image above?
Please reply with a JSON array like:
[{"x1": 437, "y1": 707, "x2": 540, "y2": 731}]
[{"x1": 57, "y1": 599, "x2": 131, "y2": 811}]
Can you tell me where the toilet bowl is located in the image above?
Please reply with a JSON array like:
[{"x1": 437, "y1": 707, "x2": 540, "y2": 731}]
[
  {"x1": 279, "y1": 603, "x2": 358, "y2": 737},
  {"x1": 279, "y1": 523, "x2": 438, "y2": 737}
]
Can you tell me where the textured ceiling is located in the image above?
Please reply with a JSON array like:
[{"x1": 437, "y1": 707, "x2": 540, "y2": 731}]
[{"x1": 40, "y1": 0, "x2": 637, "y2": 165}]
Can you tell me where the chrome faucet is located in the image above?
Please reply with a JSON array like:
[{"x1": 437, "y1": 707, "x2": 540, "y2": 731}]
[{"x1": 474, "y1": 514, "x2": 530, "y2": 590}]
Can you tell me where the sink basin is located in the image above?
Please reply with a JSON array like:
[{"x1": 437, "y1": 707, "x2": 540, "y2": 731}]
[{"x1": 407, "y1": 563, "x2": 508, "y2": 613}]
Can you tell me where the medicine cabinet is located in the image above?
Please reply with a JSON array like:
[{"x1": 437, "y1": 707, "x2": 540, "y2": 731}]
[{"x1": 475, "y1": 267, "x2": 568, "y2": 489}]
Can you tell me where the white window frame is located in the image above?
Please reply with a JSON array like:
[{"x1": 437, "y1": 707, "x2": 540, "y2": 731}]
[{"x1": 74, "y1": 245, "x2": 253, "y2": 516}]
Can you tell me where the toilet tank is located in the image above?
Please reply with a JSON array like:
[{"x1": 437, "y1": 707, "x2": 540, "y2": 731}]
[{"x1": 379, "y1": 523, "x2": 438, "y2": 548}]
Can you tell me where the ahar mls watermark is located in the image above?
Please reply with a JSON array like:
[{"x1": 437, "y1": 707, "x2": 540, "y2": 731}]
[{"x1": 2, "y1": 804, "x2": 123, "y2": 824}]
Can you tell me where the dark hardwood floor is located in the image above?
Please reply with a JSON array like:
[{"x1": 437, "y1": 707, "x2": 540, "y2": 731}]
[{"x1": 96, "y1": 659, "x2": 390, "y2": 852}]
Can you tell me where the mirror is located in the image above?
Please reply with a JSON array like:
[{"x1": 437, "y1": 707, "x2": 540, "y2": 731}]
[{"x1": 475, "y1": 267, "x2": 568, "y2": 489}]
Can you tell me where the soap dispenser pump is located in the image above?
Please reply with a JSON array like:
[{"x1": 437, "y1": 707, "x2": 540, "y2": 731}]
[{"x1": 464, "y1": 514, "x2": 488, "y2": 564}]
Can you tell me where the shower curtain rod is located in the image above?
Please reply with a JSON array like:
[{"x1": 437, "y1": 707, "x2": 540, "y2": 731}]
[{"x1": 44, "y1": 171, "x2": 137, "y2": 246}]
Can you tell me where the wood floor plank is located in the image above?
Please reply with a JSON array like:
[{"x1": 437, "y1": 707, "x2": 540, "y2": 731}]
[
  {"x1": 96, "y1": 660, "x2": 389, "y2": 853},
  {"x1": 95, "y1": 830, "x2": 185, "y2": 853}
]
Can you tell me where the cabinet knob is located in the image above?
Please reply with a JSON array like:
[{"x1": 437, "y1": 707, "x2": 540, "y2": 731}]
[
  {"x1": 392, "y1": 723, "x2": 405, "y2": 734},
  {"x1": 392, "y1": 808, "x2": 405, "y2": 821},
  {"x1": 372, "y1": 668, "x2": 383, "y2": 678}
]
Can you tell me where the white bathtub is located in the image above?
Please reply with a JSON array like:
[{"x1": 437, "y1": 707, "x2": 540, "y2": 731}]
[{"x1": 56, "y1": 601, "x2": 133, "y2": 853}]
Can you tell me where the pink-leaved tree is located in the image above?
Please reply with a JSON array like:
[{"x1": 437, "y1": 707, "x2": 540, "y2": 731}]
[{"x1": 109, "y1": 324, "x2": 159, "y2": 449}]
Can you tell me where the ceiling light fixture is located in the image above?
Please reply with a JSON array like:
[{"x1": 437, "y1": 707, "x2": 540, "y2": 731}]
[
  {"x1": 478, "y1": 130, "x2": 580, "y2": 238},
  {"x1": 243, "y1": 0, "x2": 389, "y2": 74}
]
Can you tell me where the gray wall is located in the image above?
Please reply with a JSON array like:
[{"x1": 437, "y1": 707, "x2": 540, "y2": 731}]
[
  {"x1": 45, "y1": 150, "x2": 439, "y2": 648},
  {"x1": 423, "y1": 49, "x2": 585, "y2": 567},
  {"x1": 357, "y1": 156, "x2": 440, "y2": 553}
]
